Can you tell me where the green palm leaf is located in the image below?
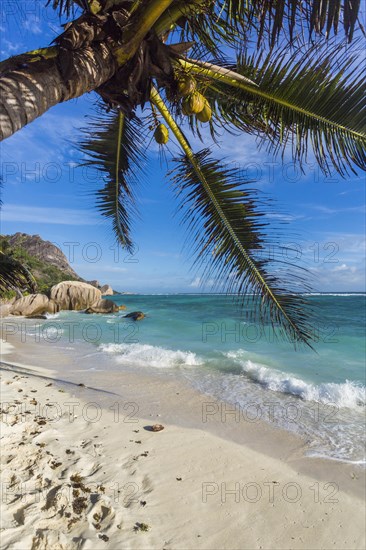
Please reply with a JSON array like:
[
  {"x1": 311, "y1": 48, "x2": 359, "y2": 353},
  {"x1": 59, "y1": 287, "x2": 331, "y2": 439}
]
[
  {"x1": 217, "y1": 1, "x2": 362, "y2": 44},
  {"x1": 46, "y1": 0, "x2": 81, "y2": 16},
  {"x1": 170, "y1": 149, "x2": 314, "y2": 347},
  {"x1": 0, "y1": 251, "x2": 37, "y2": 294},
  {"x1": 151, "y1": 86, "x2": 313, "y2": 347},
  {"x1": 183, "y1": 43, "x2": 366, "y2": 175},
  {"x1": 79, "y1": 109, "x2": 147, "y2": 251},
  {"x1": 172, "y1": 2, "x2": 241, "y2": 58},
  {"x1": 46, "y1": 0, "x2": 104, "y2": 17}
]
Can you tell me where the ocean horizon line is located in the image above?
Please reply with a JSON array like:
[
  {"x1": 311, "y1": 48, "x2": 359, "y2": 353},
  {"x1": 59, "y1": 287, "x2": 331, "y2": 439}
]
[{"x1": 112, "y1": 291, "x2": 366, "y2": 296}]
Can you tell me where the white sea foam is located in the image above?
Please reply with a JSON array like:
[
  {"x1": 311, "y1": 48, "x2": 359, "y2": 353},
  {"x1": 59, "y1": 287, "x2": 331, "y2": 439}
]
[
  {"x1": 306, "y1": 451, "x2": 366, "y2": 465},
  {"x1": 42, "y1": 326, "x2": 64, "y2": 337},
  {"x1": 99, "y1": 344, "x2": 202, "y2": 367},
  {"x1": 24, "y1": 325, "x2": 64, "y2": 340},
  {"x1": 303, "y1": 293, "x2": 366, "y2": 297},
  {"x1": 0, "y1": 340, "x2": 14, "y2": 355},
  {"x1": 99, "y1": 342, "x2": 202, "y2": 368},
  {"x1": 226, "y1": 352, "x2": 365, "y2": 409}
]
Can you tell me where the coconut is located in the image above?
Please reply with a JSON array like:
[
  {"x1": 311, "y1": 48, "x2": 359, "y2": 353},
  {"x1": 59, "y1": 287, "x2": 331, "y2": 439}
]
[
  {"x1": 181, "y1": 99, "x2": 193, "y2": 116},
  {"x1": 182, "y1": 92, "x2": 206, "y2": 115},
  {"x1": 196, "y1": 100, "x2": 212, "y2": 123},
  {"x1": 154, "y1": 123, "x2": 169, "y2": 144},
  {"x1": 188, "y1": 92, "x2": 205, "y2": 113},
  {"x1": 177, "y1": 76, "x2": 196, "y2": 97}
]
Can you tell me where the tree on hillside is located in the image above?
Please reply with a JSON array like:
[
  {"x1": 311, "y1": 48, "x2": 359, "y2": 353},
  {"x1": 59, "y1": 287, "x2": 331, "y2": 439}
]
[{"x1": 0, "y1": 0, "x2": 365, "y2": 346}]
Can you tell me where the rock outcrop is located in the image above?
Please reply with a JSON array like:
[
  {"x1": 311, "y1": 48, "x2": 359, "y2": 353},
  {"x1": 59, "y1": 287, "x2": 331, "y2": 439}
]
[
  {"x1": 1, "y1": 234, "x2": 123, "y2": 302},
  {"x1": 86, "y1": 300, "x2": 126, "y2": 314},
  {"x1": 85, "y1": 299, "x2": 119, "y2": 314},
  {"x1": 86, "y1": 280, "x2": 101, "y2": 289},
  {"x1": 100, "y1": 284, "x2": 114, "y2": 296},
  {"x1": 0, "y1": 233, "x2": 124, "y2": 312},
  {"x1": 26, "y1": 314, "x2": 48, "y2": 320},
  {"x1": 50, "y1": 281, "x2": 101, "y2": 311},
  {"x1": 124, "y1": 311, "x2": 145, "y2": 321},
  {"x1": 47, "y1": 299, "x2": 60, "y2": 314},
  {"x1": 11, "y1": 294, "x2": 58, "y2": 316},
  {"x1": 1, "y1": 282, "x2": 123, "y2": 316},
  {"x1": 8, "y1": 233, "x2": 80, "y2": 279},
  {"x1": 0, "y1": 303, "x2": 13, "y2": 317}
]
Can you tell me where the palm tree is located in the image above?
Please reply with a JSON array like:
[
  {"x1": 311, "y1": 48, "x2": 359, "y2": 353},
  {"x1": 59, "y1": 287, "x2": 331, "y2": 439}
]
[
  {"x1": 0, "y1": 1, "x2": 365, "y2": 346},
  {"x1": 0, "y1": 250, "x2": 37, "y2": 296},
  {"x1": 0, "y1": 190, "x2": 37, "y2": 295}
]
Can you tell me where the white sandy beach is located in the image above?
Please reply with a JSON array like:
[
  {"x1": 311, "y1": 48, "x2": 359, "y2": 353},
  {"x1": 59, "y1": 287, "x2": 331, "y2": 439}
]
[{"x1": 0, "y1": 337, "x2": 365, "y2": 550}]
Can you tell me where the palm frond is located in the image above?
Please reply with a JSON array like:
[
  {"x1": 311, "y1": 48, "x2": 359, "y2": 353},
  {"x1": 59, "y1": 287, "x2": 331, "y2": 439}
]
[
  {"x1": 154, "y1": 0, "x2": 244, "y2": 59},
  {"x1": 216, "y1": 0, "x2": 362, "y2": 45},
  {"x1": 79, "y1": 109, "x2": 147, "y2": 251},
  {"x1": 150, "y1": 86, "x2": 314, "y2": 347},
  {"x1": 46, "y1": 0, "x2": 82, "y2": 17},
  {"x1": 184, "y1": 43, "x2": 366, "y2": 175},
  {"x1": 175, "y1": 9, "x2": 237, "y2": 59},
  {"x1": 0, "y1": 251, "x2": 37, "y2": 294},
  {"x1": 170, "y1": 149, "x2": 314, "y2": 347}
]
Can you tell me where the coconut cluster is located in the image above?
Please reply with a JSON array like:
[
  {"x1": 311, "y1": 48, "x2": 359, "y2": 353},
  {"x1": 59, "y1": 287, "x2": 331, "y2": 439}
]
[
  {"x1": 153, "y1": 74, "x2": 212, "y2": 145},
  {"x1": 179, "y1": 76, "x2": 212, "y2": 123}
]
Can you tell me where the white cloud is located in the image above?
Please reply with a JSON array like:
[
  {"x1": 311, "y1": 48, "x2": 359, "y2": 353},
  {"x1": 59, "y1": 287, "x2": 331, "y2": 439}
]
[
  {"x1": 332, "y1": 263, "x2": 357, "y2": 273},
  {"x1": 23, "y1": 16, "x2": 42, "y2": 35},
  {"x1": 1, "y1": 38, "x2": 23, "y2": 57},
  {"x1": 1, "y1": 204, "x2": 99, "y2": 226},
  {"x1": 151, "y1": 250, "x2": 181, "y2": 259},
  {"x1": 3, "y1": 115, "x2": 78, "y2": 154},
  {"x1": 108, "y1": 266, "x2": 129, "y2": 273},
  {"x1": 265, "y1": 212, "x2": 305, "y2": 222},
  {"x1": 1, "y1": 109, "x2": 88, "y2": 185},
  {"x1": 318, "y1": 233, "x2": 365, "y2": 262},
  {"x1": 189, "y1": 276, "x2": 217, "y2": 289},
  {"x1": 187, "y1": 127, "x2": 264, "y2": 166},
  {"x1": 189, "y1": 276, "x2": 202, "y2": 288},
  {"x1": 309, "y1": 263, "x2": 365, "y2": 291},
  {"x1": 303, "y1": 204, "x2": 366, "y2": 215}
]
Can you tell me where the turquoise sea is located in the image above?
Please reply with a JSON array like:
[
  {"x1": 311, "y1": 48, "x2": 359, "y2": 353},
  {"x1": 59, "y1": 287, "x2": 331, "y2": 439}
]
[{"x1": 18, "y1": 293, "x2": 366, "y2": 464}]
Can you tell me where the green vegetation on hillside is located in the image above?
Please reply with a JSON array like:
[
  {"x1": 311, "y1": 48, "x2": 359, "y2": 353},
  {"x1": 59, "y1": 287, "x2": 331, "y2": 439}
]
[{"x1": 0, "y1": 236, "x2": 78, "y2": 297}]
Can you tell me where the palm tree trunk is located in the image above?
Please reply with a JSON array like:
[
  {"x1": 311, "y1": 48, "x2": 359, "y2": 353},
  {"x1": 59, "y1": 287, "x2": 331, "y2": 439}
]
[
  {"x1": 0, "y1": 43, "x2": 118, "y2": 141},
  {"x1": 0, "y1": 0, "x2": 176, "y2": 142}
]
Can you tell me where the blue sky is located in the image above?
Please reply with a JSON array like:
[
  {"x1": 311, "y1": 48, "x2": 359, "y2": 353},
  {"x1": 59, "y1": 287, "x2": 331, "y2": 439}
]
[{"x1": 0, "y1": 1, "x2": 365, "y2": 293}]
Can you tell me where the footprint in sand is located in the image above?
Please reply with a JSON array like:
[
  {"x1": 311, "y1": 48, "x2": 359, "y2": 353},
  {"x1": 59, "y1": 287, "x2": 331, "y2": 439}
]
[
  {"x1": 122, "y1": 473, "x2": 153, "y2": 510},
  {"x1": 140, "y1": 474, "x2": 154, "y2": 500},
  {"x1": 31, "y1": 528, "x2": 83, "y2": 550},
  {"x1": 79, "y1": 439, "x2": 104, "y2": 459},
  {"x1": 88, "y1": 499, "x2": 115, "y2": 532},
  {"x1": 41, "y1": 484, "x2": 70, "y2": 518},
  {"x1": 13, "y1": 505, "x2": 27, "y2": 526}
]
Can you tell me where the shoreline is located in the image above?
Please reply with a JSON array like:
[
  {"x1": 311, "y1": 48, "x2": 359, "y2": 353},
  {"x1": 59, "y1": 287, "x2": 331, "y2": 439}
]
[
  {"x1": 1, "y1": 336, "x2": 365, "y2": 549},
  {"x1": 1, "y1": 332, "x2": 365, "y2": 493}
]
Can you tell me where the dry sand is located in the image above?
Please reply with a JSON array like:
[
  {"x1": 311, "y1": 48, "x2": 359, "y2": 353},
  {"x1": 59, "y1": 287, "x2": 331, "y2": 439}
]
[{"x1": 0, "y1": 339, "x2": 365, "y2": 550}]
